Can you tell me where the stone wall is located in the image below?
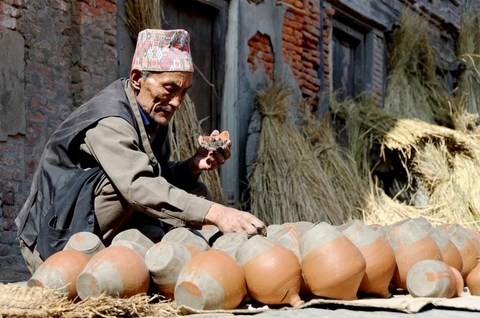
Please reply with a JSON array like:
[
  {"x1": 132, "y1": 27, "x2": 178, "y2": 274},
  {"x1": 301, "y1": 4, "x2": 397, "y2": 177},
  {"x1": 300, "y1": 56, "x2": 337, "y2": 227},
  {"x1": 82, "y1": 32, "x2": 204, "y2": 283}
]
[{"x1": 0, "y1": 0, "x2": 118, "y2": 282}]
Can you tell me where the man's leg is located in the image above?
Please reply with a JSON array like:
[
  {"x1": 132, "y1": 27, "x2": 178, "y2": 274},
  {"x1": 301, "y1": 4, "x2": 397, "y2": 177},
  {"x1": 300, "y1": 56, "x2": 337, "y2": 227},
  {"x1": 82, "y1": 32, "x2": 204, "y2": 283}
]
[{"x1": 93, "y1": 175, "x2": 135, "y2": 244}]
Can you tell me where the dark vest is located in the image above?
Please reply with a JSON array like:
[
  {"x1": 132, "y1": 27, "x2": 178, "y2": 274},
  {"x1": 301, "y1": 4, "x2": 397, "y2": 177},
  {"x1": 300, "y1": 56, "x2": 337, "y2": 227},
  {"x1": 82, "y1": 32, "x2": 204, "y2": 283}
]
[{"x1": 15, "y1": 79, "x2": 167, "y2": 259}]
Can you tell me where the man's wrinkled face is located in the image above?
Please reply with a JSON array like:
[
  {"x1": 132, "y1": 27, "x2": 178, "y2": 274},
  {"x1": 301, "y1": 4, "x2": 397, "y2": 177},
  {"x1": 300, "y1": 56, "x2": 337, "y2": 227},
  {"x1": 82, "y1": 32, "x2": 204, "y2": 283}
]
[{"x1": 135, "y1": 71, "x2": 193, "y2": 126}]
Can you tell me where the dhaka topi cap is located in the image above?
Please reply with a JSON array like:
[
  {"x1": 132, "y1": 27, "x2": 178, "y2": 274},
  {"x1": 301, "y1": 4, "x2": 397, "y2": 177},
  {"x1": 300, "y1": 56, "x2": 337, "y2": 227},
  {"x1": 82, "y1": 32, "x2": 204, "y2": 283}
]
[{"x1": 131, "y1": 29, "x2": 194, "y2": 73}]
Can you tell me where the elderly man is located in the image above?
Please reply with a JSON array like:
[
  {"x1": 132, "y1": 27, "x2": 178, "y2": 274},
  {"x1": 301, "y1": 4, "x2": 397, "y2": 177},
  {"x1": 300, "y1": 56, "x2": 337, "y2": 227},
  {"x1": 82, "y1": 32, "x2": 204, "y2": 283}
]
[{"x1": 15, "y1": 29, "x2": 265, "y2": 273}]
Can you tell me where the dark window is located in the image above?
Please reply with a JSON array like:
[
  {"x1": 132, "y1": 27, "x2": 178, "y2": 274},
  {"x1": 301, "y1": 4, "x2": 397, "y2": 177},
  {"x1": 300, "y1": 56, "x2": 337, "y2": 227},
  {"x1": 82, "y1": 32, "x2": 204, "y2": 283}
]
[{"x1": 332, "y1": 18, "x2": 367, "y2": 101}]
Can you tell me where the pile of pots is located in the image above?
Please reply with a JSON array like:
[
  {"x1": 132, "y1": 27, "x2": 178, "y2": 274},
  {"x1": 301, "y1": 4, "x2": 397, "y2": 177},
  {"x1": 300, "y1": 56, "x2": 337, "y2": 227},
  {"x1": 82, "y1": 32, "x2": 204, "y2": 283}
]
[{"x1": 28, "y1": 218, "x2": 480, "y2": 310}]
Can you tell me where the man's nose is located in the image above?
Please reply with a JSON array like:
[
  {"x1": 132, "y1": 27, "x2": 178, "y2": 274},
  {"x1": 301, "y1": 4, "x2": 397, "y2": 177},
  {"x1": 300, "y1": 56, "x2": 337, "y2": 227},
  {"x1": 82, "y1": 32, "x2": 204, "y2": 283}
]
[{"x1": 170, "y1": 94, "x2": 183, "y2": 108}]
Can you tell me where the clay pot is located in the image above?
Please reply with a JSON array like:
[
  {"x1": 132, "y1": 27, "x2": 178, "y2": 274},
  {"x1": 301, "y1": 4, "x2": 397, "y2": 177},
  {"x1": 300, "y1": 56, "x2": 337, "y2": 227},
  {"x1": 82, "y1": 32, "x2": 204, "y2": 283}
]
[
  {"x1": 236, "y1": 235, "x2": 304, "y2": 307},
  {"x1": 76, "y1": 245, "x2": 150, "y2": 299},
  {"x1": 282, "y1": 221, "x2": 314, "y2": 234},
  {"x1": 300, "y1": 222, "x2": 366, "y2": 300},
  {"x1": 466, "y1": 258, "x2": 480, "y2": 295},
  {"x1": 145, "y1": 241, "x2": 193, "y2": 299},
  {"x1": 450, "y1": 266, "x2": 465, "y2": 296},
  {"x1": 28, "y1": 249, "x2": 89, "y2": 299},
  {"x1": 385, "y1": 219, "x2": 442, "y2": 291},
  {"x1": 162, "y1": 227, "x2": 209, "y2": 255},
  {"x1": 406, "y1": 260, "x2": 461, "y2": 298},
  {"x1": 212, "y1": 232, "x2": 248, "y2": 260},
  {"x1": 63, "y1": 231, "x2": 105, "y2": 259},
  {"x1": 175, "y1": 250, "x2": 246, "y2": 310},
  {"x1": 429, "y1": 227, "x2": 463, "y2": 272},
  {"x1": 112, "y1": 228, "x2": 155, "y2": 250},
  {"x1": 267, "y1": 226, "x2": 301, "y2": 260},
  {"x1": 441, "y1": 224, "x2": 480, "y2": 278},
  {"x1": 339, "y1": 219, "x2": 396, "y2": 298},
  {"x1": 411, "y1": 218, "x2": 463, "y2": 272},
  {"x1": 196, "y1": 225, "x2": 222, "y2": 245},
  {"x1": 266, "y1": 224, "x2": 283, "y2": 236},
  {"x1": 111, "y1": 239, "x2": 149, "y2": 258},
  {"x1": 268, "y1": 225, "x2": 311, "y2": 295}
]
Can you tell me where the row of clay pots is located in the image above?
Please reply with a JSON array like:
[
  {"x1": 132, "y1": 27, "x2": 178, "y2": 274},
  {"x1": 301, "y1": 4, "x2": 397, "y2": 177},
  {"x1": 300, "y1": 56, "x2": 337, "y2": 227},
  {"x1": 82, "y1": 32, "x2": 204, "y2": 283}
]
[
  {"x1": 380, "y1": 218, "x2": 480, "y2": 295},
  {"x1": 29, "y1": 229, "x2": 154, "y2": 300},
  {"x1": 29, "y1": 220, "x2": 480, "y2": 310}
]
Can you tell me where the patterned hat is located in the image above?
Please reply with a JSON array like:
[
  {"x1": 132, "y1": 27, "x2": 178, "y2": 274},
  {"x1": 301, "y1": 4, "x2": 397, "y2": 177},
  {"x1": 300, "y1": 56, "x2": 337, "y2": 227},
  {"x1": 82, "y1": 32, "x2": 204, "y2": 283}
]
[{"x1": 131, "y1": 29, "x2": 194, "y2": 72}]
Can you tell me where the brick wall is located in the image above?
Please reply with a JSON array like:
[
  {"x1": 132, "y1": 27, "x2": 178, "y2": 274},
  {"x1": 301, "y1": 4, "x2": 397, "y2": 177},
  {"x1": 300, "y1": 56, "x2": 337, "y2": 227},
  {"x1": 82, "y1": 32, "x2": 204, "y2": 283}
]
[
  {"x1": 0, "y1": 0, "x2": 117, "y2": 281},
  {"x1": 247, "y1": 31, "x2": 275, "y2": 79},
  {"x1": 246, "y1": 0, "x2": 462, "y2": 110}
]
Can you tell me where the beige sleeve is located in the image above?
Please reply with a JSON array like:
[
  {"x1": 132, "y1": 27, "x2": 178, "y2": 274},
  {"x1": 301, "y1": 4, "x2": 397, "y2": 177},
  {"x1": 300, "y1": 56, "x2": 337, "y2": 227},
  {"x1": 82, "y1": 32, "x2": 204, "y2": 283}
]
[{"x1": 81, "y1": 117, "x2": 213, "y2": 227}]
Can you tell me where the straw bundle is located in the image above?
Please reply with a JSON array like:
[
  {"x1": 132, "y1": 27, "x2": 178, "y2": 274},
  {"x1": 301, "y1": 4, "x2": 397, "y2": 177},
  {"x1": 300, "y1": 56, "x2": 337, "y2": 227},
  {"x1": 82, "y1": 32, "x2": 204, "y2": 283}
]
[
  {"x1": 169, "y1": 94, "x2": 225, "y2": 203},
  {"x1": 0, "y1": 283, "x2": 178, "y2": 317},
  {"x1": 332, "y1": 100, "x2": 480, "y2": 230},
  {"x1": 457, "y1": 11, "x2": 480, "y2": 113},
  {"x1": 384, "y1": 8, "x2": 447, "y2": 124},
  {"x1": 412, "y1": 141, "x2": 480, "y2": 230},
  {"x1": 447, "y1": 12, "x2": 480, "y2": 134},
  {"x1": 299, "y1": 102, "x2": 367, "y2": 220},
  {"x1": 248, "y1": 81, "x2": 349, "y2": 225},
  {"x1": 125, "y1": 0, "x2": 163, "y2": 40}
]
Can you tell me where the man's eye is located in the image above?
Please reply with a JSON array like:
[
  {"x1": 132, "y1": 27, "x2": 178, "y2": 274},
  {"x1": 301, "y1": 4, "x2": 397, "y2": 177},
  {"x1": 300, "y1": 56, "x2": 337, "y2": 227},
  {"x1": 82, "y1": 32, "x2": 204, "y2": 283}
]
[{"x1": 164, "y1": 86, "x2": 175, "y2": 93}]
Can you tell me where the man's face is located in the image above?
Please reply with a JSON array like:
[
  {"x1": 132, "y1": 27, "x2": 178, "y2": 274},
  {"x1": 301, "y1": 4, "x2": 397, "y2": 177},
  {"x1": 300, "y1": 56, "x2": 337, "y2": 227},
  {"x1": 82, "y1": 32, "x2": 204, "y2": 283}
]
[{"x1": 136, "y1": 71, "x2": 193, "y2": 126}]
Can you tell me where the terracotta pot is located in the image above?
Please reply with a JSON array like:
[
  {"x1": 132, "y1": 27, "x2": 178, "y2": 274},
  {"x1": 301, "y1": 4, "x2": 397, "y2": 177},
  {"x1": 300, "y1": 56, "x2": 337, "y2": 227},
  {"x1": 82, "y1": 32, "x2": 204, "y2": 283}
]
[
  {"x1": 162, "y1": 227, "x2": 209, "y2": 255},
  {"x1": 266, "y1": 224, "x2": 283, "y2": 236},
  {"x1": 339, "y1": 219, "x2": 396, "y2": 298},
  {"x1": 236, "y1": 235, "x2": 304, "y2": 307},
  {"x1": 450, "y1": 266, "x2": 465, "y2": 296},
  {"x1": 465, "y1": 228, "x2": 480, "y2": 256},
  {"x1": 76, "y1": 245, "x2": 150, "y2": 299},
  {"x1": 406, "y1": 260, "x2": 460, "y2": 298},
  {"x1": 466, "y1": 258, "x2": 480, "y2": 295},
  {"x1": 300, "y1": 222, "x2": 366, "y2": 300},
  {"x1": 175, "y1": 250, "x2": 246, "y2": 310},
  {"x1": 268, "y1": 225, "x2": 311, "y2": 295},
  {"x1": 112, "y1": 228, "x2": 155, "y2": 250},
  {"x1": 196, "y1": 225, "x2": 222, "y2": 245},
  {"x1": 282, "y1": 221, "x2": 314, "y2": 234},
  {"x1": 111, "y1": 239, "x2": 149, "y2": 258},
  {"x1": 267, "y1": 226, "x2": 301, "y2": 260},
  {"x1": 145, "y1": 241, "x2": 193, "y2": 299},
  {"x1": 28, "y1": 249, "x2": 89, "y2": 299},
  {"x1": 429, "y1": 227, "x2": 463, "y2": 273},
  {"x1": 385, "y1": 219, "x2": 442, "y2": 291},
  {"x1": 442, "y1": 224, "x2": 480, "y2": 278},
  {"x1": 63, "y1": 231, "x2": 105, "y2": 259},
  {"x1": 212, "y1": 232, "x2": 248, "y2": 260}
]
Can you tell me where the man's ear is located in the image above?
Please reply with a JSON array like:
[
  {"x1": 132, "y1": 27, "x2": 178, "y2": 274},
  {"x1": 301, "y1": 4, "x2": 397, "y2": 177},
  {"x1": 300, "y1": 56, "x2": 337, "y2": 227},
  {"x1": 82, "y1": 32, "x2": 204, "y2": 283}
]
[{"x1": 130, "y1": 69, "x2": 143, "y2": 91}]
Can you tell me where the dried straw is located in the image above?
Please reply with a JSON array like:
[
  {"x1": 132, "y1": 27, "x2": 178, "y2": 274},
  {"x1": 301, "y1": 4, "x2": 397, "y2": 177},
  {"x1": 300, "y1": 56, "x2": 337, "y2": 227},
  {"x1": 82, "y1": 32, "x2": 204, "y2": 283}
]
[
  {"x1": 412, "y1": 141, "x2": 480, "y2": 230},
  {"x1": 248, "y1": 81, "x2": 348, "y2": 225},
  {"x1": 332, "y1": 99, "x2": 480, "y2": 231},
  {"x1": 361, "y1": 185, "x2": 437, "y2": 227},
  {"x1": 384, "y1": 8, "x2": 447, "y2": 124},
  {"x1": 124, "y1": 0, "x2": 163, "y2": 40},
  {"x1": 457, "y1": 11, "x2": 480, "y2": 112},
  {"x1": 169, "y1": 94, "x2": 225, "y2": 203},
  {"x1": 299, "y1": 102, "x2": 367, "y2": 220},
  {"x1": 448, "y1": 12, "x2": 480, "y2": 133},
  {"x1": 0, "y1": 283, "x2": 178, "y2": 318}
]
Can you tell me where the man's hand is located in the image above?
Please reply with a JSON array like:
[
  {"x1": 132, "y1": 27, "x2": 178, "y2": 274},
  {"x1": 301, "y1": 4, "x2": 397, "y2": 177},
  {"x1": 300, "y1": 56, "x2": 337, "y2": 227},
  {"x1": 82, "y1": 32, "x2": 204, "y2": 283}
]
[
  {"x1": 204, "y1": 203, "x2": 266, "y2": 237},
  {"x1": 190, "y1": 130, "x2": 232, "y2": 174}
]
